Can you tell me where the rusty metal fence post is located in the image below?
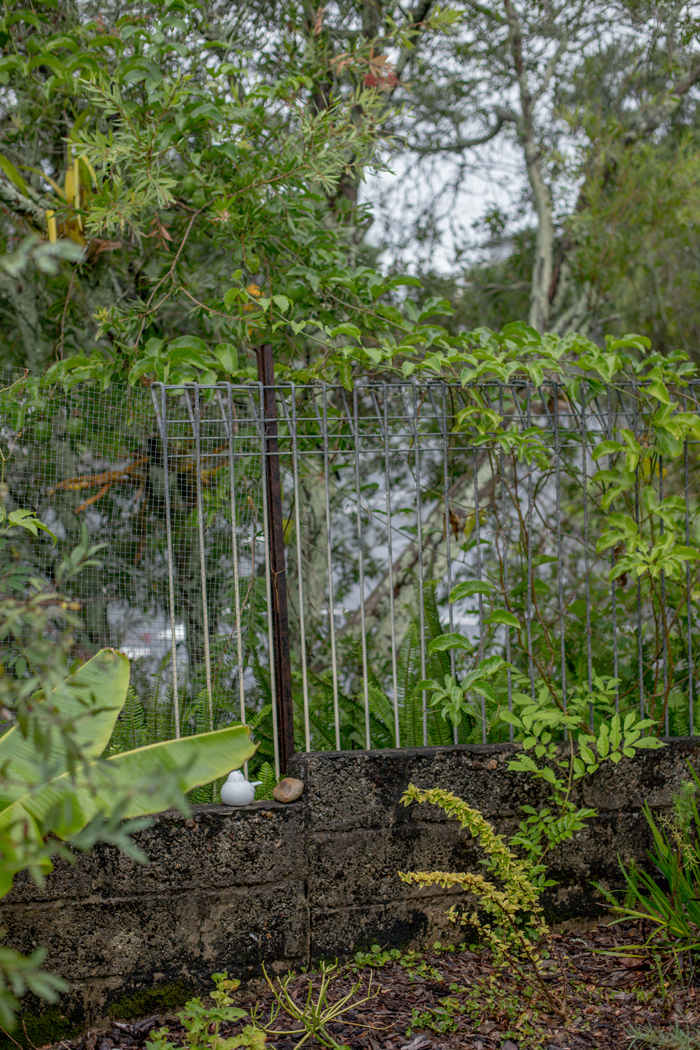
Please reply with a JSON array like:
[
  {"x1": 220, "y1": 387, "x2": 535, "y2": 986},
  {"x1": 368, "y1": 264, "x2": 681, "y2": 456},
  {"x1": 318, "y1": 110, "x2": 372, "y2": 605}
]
[{"x1": 256, "y1": 345, "x2": 295, "y2": 771}]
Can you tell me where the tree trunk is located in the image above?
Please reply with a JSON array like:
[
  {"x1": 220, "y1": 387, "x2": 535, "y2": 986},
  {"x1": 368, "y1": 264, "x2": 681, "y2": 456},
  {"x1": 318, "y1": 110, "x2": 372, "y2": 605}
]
[
  {"x1": 338, "y1": 454, "x2": 496, "y2": 652},
  {"x1": 504, "y1": 0, "x2": 555, "y2": 333}
]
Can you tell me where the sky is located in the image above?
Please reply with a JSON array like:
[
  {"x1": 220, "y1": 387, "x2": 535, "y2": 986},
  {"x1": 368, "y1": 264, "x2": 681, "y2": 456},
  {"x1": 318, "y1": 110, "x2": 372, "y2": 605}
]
[{"x1": 361, "y1": 138, "x2": 528, "y2": 275}]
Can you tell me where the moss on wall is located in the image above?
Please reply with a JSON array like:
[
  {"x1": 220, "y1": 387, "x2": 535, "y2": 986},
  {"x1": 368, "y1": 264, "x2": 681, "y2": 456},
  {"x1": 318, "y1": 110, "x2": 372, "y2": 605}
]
[
  {"x1": 107, "y1": 982, "x2": 194, "y2": 1020},
  {"x1": 0, "y1": 1007, "x2": 80, "y2": 1050}
]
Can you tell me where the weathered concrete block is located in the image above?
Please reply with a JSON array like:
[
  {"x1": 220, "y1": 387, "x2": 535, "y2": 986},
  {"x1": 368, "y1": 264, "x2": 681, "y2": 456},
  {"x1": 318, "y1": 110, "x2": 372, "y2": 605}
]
[
  {"x1": 288, "y1": 745, "x2": 560, "y2": 832},
  {"x1": 306, "y1": 823, "x2": 478, "y2": 908},
  {"x1": 311, "y1": 892, "x2": 468, "y2": 959},
  {"x1": 2, "y1": 881, "x2": 307, "y2": 983},
  {"x1": 3, "y1": 738, "x2": 700, "y2": 1035},
  {"x1": 10, "y1": 802, "x2": 303, "y2": 903}
]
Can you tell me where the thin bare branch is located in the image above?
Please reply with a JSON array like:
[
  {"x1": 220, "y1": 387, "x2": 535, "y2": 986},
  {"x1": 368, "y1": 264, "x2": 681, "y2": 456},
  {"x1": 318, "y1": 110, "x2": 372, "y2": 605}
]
[{"x1": 410, "y1": 113, "x2": 511, "y2": 155}]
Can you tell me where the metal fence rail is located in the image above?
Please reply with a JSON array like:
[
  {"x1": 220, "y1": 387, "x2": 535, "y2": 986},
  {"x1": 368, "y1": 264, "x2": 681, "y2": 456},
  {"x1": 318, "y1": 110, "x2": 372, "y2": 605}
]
[
  {"x1": 2, "y1": 368, "x2": 699, "y2": 774},
  {"x1": 150, "y1": 374, "x2": 700, "y2": 772}
]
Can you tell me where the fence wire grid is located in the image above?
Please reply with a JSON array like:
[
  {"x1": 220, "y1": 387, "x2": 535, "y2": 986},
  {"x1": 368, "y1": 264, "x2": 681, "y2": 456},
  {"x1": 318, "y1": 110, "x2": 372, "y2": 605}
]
[{"x1": 2, "y1": 373, "x2": 699, "y2": 775}]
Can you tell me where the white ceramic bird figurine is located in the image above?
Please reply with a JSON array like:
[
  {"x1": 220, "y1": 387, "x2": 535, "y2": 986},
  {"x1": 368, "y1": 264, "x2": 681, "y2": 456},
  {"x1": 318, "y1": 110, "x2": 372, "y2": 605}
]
[{"x1": 220, "y1": 770, "x2": 262, "y2": 807}]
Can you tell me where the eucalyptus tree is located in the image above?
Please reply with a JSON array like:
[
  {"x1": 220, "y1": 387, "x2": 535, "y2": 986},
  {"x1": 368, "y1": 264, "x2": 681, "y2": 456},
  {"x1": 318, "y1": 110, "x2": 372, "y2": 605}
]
[{"x1": 377, "y1": 0, "x2": 700, "y2": 335}]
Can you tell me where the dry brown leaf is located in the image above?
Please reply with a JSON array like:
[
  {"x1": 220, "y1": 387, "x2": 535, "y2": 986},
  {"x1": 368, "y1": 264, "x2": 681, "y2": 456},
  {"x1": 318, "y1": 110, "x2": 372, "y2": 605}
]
[{"x1": 313, "y1": 5, "x2": 325, "y2": 34}]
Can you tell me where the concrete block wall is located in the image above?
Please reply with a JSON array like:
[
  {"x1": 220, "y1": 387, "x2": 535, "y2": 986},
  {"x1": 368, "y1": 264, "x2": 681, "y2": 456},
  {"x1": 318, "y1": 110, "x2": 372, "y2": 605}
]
[{"x1": 3, "y1": 739, "x2": 699, "y2": 1036}]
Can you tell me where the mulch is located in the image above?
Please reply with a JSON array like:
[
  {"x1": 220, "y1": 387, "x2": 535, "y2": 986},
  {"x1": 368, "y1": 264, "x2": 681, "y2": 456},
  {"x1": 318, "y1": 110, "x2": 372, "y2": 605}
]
[{"x1": 58, "y1": 921, "x2": 700, "y2": 1050}]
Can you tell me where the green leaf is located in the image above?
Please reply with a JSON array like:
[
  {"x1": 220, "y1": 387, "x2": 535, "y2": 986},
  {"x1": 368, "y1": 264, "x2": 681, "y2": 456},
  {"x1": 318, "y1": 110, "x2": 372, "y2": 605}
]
[
  {"x1": 484, "y1": 609, "x2": 520, "y2": 628},
  {"x1": 0, "y1": 649, "x2": 129, "y2": 810},
  {"x1": 0, "y1": 725, "x2": 257, "y2": 893},
  {"x1": 509, "y1": 755, "x2": 538, "y2": 773},
  {"x1": 671, "y1": 546, "x2": 700, "y2": 560},
  {"x1": 167, "y1": 336, "x2": 210, "y2": 355},
  {"x1": 0, "y1": 151, "x2": 30, "y2": 196},
  {"x1": 526, "y1": 363, "x2": 543, "y2": 386},
  {"x1": 449, "y1": 580, "x2": 494, "y2": 602},
  {"x1": 214, "y1": 343, "x2": 238, "y2": 374},
  {"x1": 5, "y1": 509, "x2": 56, "y2": 542},
  {"x1": 428, "y1": 633, "x2": 474, "y2": 653},
  {"x1": 597, "y1": 722, "x2": 610, "y2": 759},
  {"x1": 330, "y1": 323, "x2": 361, "y2": 339},
  {"x1": 610, "y1": 715, "x2": 621, "y2": 752},
  {"x1": 477, "y1": 655, "x2": 506, "y2": 675},
  {"x1": 579, "y1": 743, "x2": 596, "y2": 766},
  {"x1": 647, "y1": 379, "x2": 670, "y2": 404},
  {"x1": 592, "y1": 440, "x2": 624, "y2": 461}
]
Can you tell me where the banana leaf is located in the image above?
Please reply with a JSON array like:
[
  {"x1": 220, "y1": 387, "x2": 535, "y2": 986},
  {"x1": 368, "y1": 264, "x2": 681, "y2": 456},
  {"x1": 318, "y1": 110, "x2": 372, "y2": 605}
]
[
  {"x1": 0, "y1": 648, "x2": 129, "y2": 807},
  {"x1": 0, "y1": 724, "x2": 257, "y2": 897}
]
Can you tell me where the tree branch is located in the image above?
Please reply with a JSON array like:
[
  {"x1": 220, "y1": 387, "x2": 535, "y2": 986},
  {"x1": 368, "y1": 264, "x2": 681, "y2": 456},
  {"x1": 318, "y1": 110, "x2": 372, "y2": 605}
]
[
  {"x1": 394, "y1": 0, "x2": 436, "y2": 81},
  {"x1": 531, "y1": 33, "x2": 570, "y2": 105},
  {"x1": 0, "y1": 177, "x2": 48, "y2": 228},
  {"x1": 622, "y1": 55, "x2": 700, "y2": 145},
  {"x1": 504, "y1": 0, "x2": 555, "y2": 333},
  {"x1": 409, "y1": 112, "x2": 511, "y2": 154}
]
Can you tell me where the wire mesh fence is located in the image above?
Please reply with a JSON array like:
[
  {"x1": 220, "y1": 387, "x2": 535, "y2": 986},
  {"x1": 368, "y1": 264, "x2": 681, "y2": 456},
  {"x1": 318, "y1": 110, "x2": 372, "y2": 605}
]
[
  {"x1": 254, "y1": 379, "x2": 700, "y2": 758},
  {"x1": 1, "y1": 371, "x2": 699, "y2": 775}
]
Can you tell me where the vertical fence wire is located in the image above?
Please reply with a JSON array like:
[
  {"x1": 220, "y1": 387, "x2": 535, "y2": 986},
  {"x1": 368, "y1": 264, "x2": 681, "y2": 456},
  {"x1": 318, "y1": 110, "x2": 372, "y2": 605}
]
[
  {"x1": 685, "y1": 392, "x2": 694, "y2": 736},
  {"x1": 349, "y1": 386, "x2": 371, "y2": 749},
  {"x1": 185, "y1": 386, "x2": 213, "y2": 732},
  {"x1": 151, "y1": 384, "x2": 180, "y2": 738},
  {"x1": 554, "y1": 384, "x2": 567, "y2": 713},
  {"x1": 320, "y1": 385, "x2": 341, "y2": 750},
  {"x1": 525, "y1": 385, "x2": 535, "y2": 699},
  {"x1": 472, "y1": 445, "x2": 486, "y2": 743},
  {"x1": 440, "y1": 384, "x2": 458, "y2": 744},
  {"x1": 222, "y1": 386, "x2": 247, "y2": 734},
  {"x1": 633, "y1": 380, "x2": 645, "y2": 723},
  {"x1": 580, "y1": 382, "x2": 593, "y2": 728},
  {"x1": 288, "y1": 386, "x2": 311, "y2": 752},
  {"x1": 498, "y1": 385, "x2": 513, "y2": 738},
  {"x1": 258, "y1": 386, "x2": 281, "y2": 778},
  {"x1": 659, "y1": 455, "x2": 669, "y2": 736},
  {"x1": 382, "y1": 384, "x2": 401, "y2": 747},
  {"x1": 606, "y1": 386, "x2": 620, "y2": 713},
  {"x1": 409, "y1": 383, "x2": 428, "y2": 746}
]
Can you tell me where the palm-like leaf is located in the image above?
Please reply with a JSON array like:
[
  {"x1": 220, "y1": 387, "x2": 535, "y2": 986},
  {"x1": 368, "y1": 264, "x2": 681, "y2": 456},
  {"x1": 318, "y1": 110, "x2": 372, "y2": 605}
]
[
  {"x1": 0, "y1": 646, "x2": 258, "y2": 899},
  {"x1": 0, "y1": 724, "x2": 257, "y2": 840},
  {"x1": 0, "y1": 648, "x2": 129, "y2": 807}
]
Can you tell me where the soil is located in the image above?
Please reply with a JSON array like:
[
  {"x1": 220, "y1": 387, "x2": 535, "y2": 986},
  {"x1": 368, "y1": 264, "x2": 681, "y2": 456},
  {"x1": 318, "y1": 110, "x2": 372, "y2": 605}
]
[{"x1": 55, "y1": 921, "x2": 700, "y2": 1050}]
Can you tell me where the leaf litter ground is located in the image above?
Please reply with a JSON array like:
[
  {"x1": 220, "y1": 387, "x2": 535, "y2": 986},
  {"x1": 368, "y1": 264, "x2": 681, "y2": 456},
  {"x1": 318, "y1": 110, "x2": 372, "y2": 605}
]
[{"x1": 54, "y1": 921, "x2": 700, "y2": 1050}]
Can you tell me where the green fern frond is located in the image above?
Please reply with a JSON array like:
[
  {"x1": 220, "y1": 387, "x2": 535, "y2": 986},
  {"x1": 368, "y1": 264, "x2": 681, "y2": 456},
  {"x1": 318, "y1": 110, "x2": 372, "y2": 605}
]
[
  {"x1": 623, "y1": 859, "x2": 642, "y2": 911},
  {"x1": 667, "y1": 689, "x2": 692, "y2": 738},
  {"x1": 105, "y1": 686, "x2": 148, "y2": 755},
  {"x1": 254, "y1": 761, "x2": 280, "y2": 801},
  {"x1": 249, "y1": 702, "x2": 272, "y2": 730}
]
